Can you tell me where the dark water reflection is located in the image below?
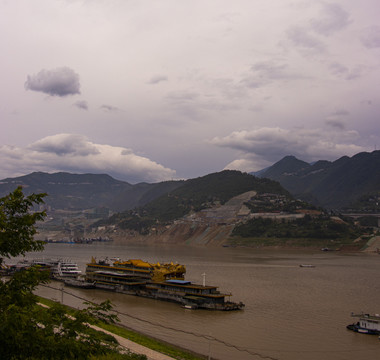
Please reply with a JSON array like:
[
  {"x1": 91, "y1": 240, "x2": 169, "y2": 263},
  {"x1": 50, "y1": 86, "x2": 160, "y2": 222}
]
[{"x1": 23, "y1": 243, "x2": 380, "y2": 360}]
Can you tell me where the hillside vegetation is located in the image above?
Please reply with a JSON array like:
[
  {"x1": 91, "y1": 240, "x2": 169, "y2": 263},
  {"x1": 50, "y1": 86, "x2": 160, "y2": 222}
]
[
  {"x1": 231, "y1": 215, "x2": 363, "y2": 248},
  {"x1": 99, "y1": 171, "x2": 289, "y2": 233}
]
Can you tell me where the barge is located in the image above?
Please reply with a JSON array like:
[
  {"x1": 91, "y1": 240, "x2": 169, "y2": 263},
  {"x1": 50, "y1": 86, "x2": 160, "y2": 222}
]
[{"x1": 85, "y1": 257, "x2": 244, "y2": 310}]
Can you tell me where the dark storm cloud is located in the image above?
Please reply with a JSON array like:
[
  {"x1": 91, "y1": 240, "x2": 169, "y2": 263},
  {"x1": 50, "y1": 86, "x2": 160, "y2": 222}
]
[
  {"x1": 25, "y1": 67, "x2": 81, "y2": 97},
  {"x1": 360, "y1": 26, "x2": 380, "y2": 49},
  {"x1": 73, "y1": 100, "x2": 88, "y2": 110}
]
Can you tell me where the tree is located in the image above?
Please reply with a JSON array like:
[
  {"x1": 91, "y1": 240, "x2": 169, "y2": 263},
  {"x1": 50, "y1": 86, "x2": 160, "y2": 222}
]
[
  {"x1": 0, "y1": 187, "x2": 46, "y2": 263},
  {"x1": 0, "y1": 187, "x2": 146, "y2": 360}
]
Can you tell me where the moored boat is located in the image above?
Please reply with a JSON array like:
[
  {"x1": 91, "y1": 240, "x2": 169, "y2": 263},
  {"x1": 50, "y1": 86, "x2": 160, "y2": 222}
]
[
  {"x1": 63, "y1": 278, "x2": 96, "y2": 289},
  {"x1": 32, "y1": 258, "x2": 81, "y2": 279},
  {"x1": 299, "y1": 264, "x2": 315, "y2": 268},
  {"x1": 347, "y1": 313, "x2": 380, "y2": 335},
  {"x1": 85, "y1": 257, "x2": 244, "y2": 311}
]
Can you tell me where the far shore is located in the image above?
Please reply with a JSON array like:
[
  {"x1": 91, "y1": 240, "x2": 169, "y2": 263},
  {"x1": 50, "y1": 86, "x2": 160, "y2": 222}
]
[{"x1": 36, "y1": 228, "x2": 380, "y2": 254}]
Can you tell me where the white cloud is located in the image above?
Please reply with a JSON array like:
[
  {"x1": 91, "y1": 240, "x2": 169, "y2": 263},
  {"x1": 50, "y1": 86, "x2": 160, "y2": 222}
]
[
  {"x1": 224, "y1": 156, "x2": 272, "y2": 174},
  {"x1": 25, "y1": 67, "x2": 80, "y2": 97},
  {"x1": 0, "y1": 134, "x2": 176, "y2": 183},
  {"x1": 30, "y1": 134, "x2": 100, "y2": 156},
  {"x1": 0, "y1": 1, "x2": 379, "y2": 181},
  {"x1": 210, "y1": 126, "x2": 366, "y2": 172}
]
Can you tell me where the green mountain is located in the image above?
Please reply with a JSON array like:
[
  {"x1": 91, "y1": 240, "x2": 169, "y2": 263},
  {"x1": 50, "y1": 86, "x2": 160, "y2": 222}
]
[
  {"x1": 0, "y1": 172, "x2": 182, "y2": 212},
  {"x1": 257, "y1": 150, "x2": 380, "y2": 210},
  {"x1": 102, "y1": 170, "x2": 291, "y2": 232}
]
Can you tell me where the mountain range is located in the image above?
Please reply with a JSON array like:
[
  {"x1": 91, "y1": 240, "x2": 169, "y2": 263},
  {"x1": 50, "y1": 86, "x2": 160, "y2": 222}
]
[
  {"x1": 0, "y1": 172, "x2": 182, "y2": 212},
  {"x1": 256, "y1": 150, "x2": 380, "y2": 210},
  {"x1": 1, "y1": 150, "x2": 379, "y2": 213}
]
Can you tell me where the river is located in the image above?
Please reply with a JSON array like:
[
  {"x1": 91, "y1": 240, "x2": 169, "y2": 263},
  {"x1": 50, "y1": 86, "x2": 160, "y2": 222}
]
[{"x1": 20, "y1": 242, "x2": 380, "y2": 360}]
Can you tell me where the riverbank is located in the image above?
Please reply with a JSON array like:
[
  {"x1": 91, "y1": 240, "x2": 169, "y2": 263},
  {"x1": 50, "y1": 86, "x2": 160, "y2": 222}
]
[
  {"x1": 36, "y1": 223, "x2": 378, "y2": 252},
  {"x1": 37, "y1": 296, "x2": 206, "y2": 360}
]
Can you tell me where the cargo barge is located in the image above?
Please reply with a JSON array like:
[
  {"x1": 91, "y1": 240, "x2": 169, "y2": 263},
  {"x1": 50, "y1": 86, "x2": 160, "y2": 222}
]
[{"x1": 85, "y1": 257, "x2": 244, "y2": 310}]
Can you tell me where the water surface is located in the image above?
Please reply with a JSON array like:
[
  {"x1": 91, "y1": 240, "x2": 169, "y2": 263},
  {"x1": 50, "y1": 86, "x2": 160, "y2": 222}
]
[{"x1": 27, "y1": 243, "x2": 380, "y2": 360}]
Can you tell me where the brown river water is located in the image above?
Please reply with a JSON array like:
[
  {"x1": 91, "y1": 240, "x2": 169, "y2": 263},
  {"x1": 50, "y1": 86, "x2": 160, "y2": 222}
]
[{"x1": 21, "y1": 242, "x2": 380, "y2": 360}]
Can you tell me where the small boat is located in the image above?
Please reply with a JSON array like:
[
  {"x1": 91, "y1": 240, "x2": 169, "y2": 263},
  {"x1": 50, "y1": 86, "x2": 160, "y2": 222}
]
[
  {"x1": 63, "y1": 278, "x2": 95, "y2": 289},
  {"x1": 347, "y1": 313, "x2": 380, "y2": 335},
  {"x1": 183, "y1": 304, "x2": 198, "y2": 310},
  {"x1": 299, "y1": 264, "x2": 315, "y2": 268}
]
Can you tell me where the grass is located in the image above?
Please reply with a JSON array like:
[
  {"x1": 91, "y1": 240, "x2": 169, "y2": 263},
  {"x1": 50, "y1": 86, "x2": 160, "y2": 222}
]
[{"x1": 37, "y1": 296, "x2": 205, "y2": 360}]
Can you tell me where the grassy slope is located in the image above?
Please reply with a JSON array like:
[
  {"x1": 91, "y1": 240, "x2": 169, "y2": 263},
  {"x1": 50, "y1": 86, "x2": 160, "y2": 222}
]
[{"x1": 37, "y1": 296, "x2": 205, "y2": 360}]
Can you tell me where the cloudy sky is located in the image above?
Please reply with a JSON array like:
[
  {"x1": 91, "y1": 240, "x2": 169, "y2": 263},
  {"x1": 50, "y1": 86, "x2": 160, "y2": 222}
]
[{"x1": 1, "y1": 0, "x2": 379, "y2": 183}]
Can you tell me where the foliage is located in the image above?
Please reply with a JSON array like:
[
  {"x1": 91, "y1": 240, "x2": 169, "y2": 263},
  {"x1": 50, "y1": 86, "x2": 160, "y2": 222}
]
[
  {"x1": 357, "y1": 216, "x2": 379, "y2": 227},
  {"x1": 244, "y1": 194, "x2": 318, "y2": 213},
  {"x1": 0, "y1": 187, "x2": 145, "y2": 360},
  {"x1": 0, "y1": 187, "x2": 46, "y2": 262},
  {"x1": 232, "y1": 214, "x2": 361, "y2": 241},
  {"x1": 346, "y1": 192, "x2": 380, "y2": 214},
  {"x1": 83, "y1": 299, "x2": 119, "y2": 324}
]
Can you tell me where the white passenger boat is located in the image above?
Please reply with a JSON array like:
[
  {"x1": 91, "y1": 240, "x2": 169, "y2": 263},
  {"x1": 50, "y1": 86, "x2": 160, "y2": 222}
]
[{"x1": 32, "y1": 258, "x2": 81, "y2": 279}]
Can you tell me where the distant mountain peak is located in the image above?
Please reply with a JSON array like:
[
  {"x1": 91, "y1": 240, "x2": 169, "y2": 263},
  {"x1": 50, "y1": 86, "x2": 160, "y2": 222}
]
[{"x1": 259, "y1": 155, "x2": 310, "y2": 178}]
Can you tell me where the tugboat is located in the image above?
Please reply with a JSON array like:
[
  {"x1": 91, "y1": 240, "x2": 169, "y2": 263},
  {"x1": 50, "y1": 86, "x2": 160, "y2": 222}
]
[
  {"x1": 346, "y1": 313, "x2": 380, "y2": 335},
  {"x1": 85, "y1": 257, "x2": 245, "y2": 311}
]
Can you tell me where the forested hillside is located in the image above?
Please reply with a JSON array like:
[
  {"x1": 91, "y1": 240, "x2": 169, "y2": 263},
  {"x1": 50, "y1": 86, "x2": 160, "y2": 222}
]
[{"x1": 99, "y1": 170, "x2": 289, "y2": 233}]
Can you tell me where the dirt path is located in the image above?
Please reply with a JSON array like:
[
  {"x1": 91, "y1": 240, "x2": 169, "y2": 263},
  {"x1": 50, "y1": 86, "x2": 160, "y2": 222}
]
[
  {"x1": 90, "y1": 324, "x2": 176, "y2": 360},
  {"x1": 363, "y1": 236, "x2": 380, "y2": 253}
]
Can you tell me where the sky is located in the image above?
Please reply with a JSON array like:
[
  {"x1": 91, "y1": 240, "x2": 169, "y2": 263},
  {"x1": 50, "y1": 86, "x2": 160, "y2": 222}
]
[{"x1": 1, "y1": 0, "x2": 379, "y2": 183}]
